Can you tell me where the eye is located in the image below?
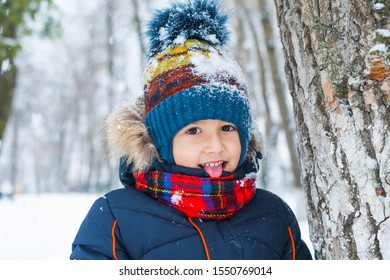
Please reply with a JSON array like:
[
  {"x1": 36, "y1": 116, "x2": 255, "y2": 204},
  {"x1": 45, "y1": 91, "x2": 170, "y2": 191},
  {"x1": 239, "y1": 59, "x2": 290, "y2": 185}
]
[
  {"x1": 222, "y1": 124, "x2": 237, "y2": 132},
  {"x1": 186, "y1": 127, "x2": 201, "y2": 135}
]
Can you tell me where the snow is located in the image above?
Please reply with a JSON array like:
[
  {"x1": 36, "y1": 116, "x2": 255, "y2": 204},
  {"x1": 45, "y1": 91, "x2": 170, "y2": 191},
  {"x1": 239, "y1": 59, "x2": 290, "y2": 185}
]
[
  {"x1": 373, "y1": 3, "x2": 385, "y2": 10},
  {"x1": 0, "y1": 59, "x2": 10, "y2": 74},
  {"x1": 191, "y1": 46, "x2": 247, "y2": 87},
  {"x1": 204, "y1": 34, "x2": 218, "y2": 44},
  {"x1": 348, "y1": 76, "x2": 361, "y2": 86},
  {"x1": 0, "y1": 192, "x2": 313, "y2": 259},
  {"x1": 171, "y1": 191, "x2": 183, "y2": 205},
  {"x1": 159, "y1": 27, "x2": 169, "y2": 42},
  {"x1": 0, "y1": 193, "x2": 96, "y2": 259},
  {"x1": 376, "y1": 29, "x2": 390, "y2": 37},
  {"x1": 172, "y1": 34, "x2": 187, "y2": 45},
  {"x1": 369, "y1": 43, "x2": 388, "y2": 54}
]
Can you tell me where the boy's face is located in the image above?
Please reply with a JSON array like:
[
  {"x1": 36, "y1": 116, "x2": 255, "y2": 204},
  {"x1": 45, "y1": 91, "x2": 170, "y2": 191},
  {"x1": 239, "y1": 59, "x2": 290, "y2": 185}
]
[{"x1": 172, "y1": 119, "x2": 241, "y2": 178}]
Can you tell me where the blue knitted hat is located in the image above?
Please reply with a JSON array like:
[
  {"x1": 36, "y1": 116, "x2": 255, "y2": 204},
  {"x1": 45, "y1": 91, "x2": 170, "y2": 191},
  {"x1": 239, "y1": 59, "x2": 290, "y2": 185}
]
[{"x1": 144, "y1": 0, "x2": 252, "y2": 167}]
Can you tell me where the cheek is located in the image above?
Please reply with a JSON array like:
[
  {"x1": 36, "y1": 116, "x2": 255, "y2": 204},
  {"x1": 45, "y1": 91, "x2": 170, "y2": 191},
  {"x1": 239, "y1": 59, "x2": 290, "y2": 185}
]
[
  {"x1": 225, "y1": 136, "x2": 241, "y2": 171},
  {"x1": 232, "y1": 135, "x2": 241, "y2": 152},
  {"x1": 172, "y1": 137, "x2": 199, "y2": 168}
]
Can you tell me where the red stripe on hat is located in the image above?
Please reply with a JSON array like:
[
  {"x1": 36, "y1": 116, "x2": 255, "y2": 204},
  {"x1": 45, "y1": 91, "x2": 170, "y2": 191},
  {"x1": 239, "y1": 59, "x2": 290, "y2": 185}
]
[
  {"x1": 144, "y1": 65, "x2": 247, "y2": 114},
  {"x1": 144, "y1": 65, "x2": 207, "y2": 113}
]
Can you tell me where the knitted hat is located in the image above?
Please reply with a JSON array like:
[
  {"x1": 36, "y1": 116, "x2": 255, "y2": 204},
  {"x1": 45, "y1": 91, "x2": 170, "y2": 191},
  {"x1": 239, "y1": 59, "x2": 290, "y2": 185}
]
[{"x1": 144, "y1": 0, "x2": 252, "y2": 167}]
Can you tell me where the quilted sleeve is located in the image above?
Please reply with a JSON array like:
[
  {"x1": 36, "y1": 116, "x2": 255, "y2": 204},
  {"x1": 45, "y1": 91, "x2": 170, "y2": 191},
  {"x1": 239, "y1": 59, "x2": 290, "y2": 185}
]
[{"x1": 70, "y1": 196, "x2": 130, "y2": 260}]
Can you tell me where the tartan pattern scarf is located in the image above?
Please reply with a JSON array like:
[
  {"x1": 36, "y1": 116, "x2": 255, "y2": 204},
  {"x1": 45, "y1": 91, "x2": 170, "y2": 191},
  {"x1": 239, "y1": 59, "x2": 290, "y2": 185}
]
[{"x1": 133, "y1": 170, "x2": 256, "y2": 220}]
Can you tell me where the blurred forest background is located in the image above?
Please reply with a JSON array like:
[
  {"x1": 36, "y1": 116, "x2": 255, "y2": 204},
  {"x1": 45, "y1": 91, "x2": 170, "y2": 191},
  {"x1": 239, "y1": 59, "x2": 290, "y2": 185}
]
[{"x1": 0, "y1": 0, "x2": 301, "y2": 196}]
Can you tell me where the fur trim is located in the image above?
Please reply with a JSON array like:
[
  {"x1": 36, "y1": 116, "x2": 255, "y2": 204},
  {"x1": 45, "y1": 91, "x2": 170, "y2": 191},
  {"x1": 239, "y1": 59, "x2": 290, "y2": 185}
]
[
  {"x1": 104, "y1": 97, "x2": 159, "y2": 171},
  {"x1": 104, "y1": 97, "x2": 264, "y2": 171}
]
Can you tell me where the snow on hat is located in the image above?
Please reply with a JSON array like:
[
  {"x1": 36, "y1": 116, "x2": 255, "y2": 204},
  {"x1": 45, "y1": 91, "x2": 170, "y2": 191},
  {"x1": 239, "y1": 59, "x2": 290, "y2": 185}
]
[{"x1": 144, "y1": 0, "x2": 252, "y2": 166}]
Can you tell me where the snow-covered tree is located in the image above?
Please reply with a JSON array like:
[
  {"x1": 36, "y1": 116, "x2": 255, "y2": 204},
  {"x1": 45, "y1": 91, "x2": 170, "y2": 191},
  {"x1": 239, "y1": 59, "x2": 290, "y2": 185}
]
[
  {"x1": 274, "y1": 0, "x2": 390, "y2": 259},
  {"x1": 0, "y1": 0, "x2": 54, "y2": 150}
]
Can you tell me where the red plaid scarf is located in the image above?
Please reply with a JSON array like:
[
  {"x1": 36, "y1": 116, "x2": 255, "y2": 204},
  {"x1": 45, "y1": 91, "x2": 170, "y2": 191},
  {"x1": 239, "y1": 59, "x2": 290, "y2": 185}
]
[{"x1": 133, "y1": 170, "x2": 256, "y2": 220}]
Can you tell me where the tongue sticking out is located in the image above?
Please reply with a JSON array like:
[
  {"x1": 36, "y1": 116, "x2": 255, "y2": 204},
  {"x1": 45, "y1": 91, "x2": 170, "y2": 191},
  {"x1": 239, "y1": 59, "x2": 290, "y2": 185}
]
[{"x1": 203, "y1": 164, "x2": 224, "y2": 178}]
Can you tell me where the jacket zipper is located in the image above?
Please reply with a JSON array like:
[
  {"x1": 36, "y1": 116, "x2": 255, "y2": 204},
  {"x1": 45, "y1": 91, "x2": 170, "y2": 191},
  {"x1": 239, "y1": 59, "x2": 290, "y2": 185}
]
[{"x1": 188, "y1": 217, "x2": 211, "y2": 260}]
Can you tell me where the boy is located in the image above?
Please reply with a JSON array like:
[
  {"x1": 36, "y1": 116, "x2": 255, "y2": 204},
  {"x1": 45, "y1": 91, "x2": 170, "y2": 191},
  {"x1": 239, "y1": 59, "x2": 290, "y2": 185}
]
[{"x1": 70, "y1": 0, "x2": 312, "y2": 260}]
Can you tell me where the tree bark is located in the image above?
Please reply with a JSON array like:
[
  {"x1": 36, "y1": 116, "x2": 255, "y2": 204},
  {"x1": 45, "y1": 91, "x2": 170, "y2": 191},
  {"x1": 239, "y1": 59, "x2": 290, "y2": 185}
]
[
  {"x1": 274, "y1": 0, "x2": 390, "y2": 259},
  {"x1": 0, "y1": 63, "x2": 17, "y2": 151}
]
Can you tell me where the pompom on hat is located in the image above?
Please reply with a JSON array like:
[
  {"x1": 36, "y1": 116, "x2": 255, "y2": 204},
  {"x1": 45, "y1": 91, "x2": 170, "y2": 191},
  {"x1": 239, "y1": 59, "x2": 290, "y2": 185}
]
[{"x1": 144, "y1": 0, "x2": 252, "y2": 167}]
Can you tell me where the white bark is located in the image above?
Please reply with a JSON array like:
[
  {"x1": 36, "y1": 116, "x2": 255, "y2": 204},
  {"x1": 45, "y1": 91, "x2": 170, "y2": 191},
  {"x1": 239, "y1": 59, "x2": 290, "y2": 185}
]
[{"x1": 274, "y1": 0, "x2": 390, "y2": 259}]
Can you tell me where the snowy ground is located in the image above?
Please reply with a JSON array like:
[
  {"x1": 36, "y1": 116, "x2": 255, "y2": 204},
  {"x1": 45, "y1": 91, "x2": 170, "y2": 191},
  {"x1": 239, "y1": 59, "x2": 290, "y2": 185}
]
[
  {"x1": 0, "y1": 193, "x2": 96, "y2": 259},
  {"x1": 0, "y1": 191, "x2": 313, "y2": 259}
]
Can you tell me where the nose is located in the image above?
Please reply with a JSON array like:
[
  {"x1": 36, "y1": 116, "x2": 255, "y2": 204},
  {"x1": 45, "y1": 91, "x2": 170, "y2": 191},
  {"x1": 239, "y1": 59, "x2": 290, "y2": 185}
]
[{"x1": 204, "y1": 132, "x2": 224, "y2": 154}]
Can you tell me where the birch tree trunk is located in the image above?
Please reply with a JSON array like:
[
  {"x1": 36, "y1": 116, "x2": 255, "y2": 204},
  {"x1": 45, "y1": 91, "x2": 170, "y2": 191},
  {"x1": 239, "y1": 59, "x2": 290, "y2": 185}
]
[{"x1": 274, "y1": 0, "x2": 390, "y2": 259}]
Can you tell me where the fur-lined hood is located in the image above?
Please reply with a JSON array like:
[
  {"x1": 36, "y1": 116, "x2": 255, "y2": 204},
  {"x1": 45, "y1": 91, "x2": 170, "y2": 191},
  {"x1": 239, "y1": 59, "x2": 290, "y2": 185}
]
[{"x1": 104, "y1": 96, "x2": 264, "y2": 172}]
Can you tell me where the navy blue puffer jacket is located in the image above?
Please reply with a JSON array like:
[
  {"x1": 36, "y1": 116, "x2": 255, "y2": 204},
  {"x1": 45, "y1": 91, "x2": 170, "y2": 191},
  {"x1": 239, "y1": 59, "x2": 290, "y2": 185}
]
[{"x1": 70, "y1": 161, "x2": 312, "y2": 260}]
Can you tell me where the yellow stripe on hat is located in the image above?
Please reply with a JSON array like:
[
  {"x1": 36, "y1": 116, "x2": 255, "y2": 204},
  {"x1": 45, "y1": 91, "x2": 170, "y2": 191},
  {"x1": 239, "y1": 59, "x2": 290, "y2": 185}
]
[{"x1": 144, "y1": 39, "x2": 212, "y2": 84}]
